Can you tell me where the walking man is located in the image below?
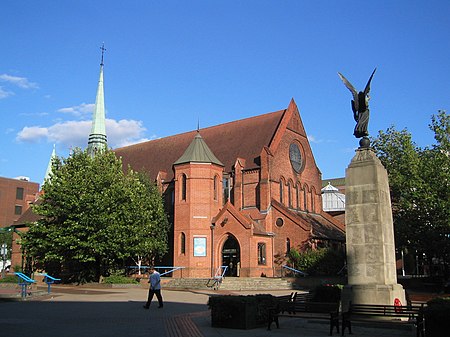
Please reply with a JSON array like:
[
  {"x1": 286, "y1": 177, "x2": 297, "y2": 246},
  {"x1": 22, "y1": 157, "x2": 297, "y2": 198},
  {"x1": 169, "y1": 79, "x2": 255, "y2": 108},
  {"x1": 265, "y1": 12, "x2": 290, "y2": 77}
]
[{"x1": 143, "y1": 267, "x2": 163, "y2": 309}]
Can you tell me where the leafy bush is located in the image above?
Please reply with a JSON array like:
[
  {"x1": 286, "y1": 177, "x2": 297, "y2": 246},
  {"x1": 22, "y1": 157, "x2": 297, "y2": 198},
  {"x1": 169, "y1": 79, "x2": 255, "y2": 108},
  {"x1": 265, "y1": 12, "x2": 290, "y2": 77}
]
[
  {"x1": 287, "y1": 247, "x2": 345, "y2": 275},
  {"x1": 102, "y1": 274, "x2": 139, "y2": 284},
  {"x1": 0, "y1": 275, "x2": 17, "y2": 283}
]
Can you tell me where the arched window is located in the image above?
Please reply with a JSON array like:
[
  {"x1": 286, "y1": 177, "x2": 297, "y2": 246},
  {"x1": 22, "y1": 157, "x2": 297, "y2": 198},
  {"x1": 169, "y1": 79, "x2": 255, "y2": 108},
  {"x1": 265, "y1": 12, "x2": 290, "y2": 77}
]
[
  {"x1": 181, "y1": 174, "x2": 187, "y2": 201},
  {"x1": 180, "y1": 232, "x2": 186, "y2": 255},
  {"x1": 288, "y1": 181, "x2": 292, "y2": 208},
  {"x1": 303, "y1": 186, "x2": 308, "y2": 210},
  {"x1": 296, "y1": 184, "x2": 299, "y2": 209},
  {"x1": 286, "y1": 238, "x2": 291, "y2": 254},
  {"x1": 258, "y1": 242, "x2": 266, "y2": 265},
  {"x1": 213, "y1": 175, "x2": 218, "y2": 201},
  {"x1": 279, "y1": 178, "x2": 284, "y2": 204}
]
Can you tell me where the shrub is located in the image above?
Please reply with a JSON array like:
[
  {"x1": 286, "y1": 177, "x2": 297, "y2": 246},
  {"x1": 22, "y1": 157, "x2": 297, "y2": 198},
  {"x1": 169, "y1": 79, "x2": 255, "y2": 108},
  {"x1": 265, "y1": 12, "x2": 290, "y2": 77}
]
[
  {"x1": 102, "y1": 274, "x2": 139, "y2": 284},
  {"x1": 0, "y1": 275, "x2": 17, "y2": 283},
  {"x1": 287, "y1": 247, "x2": 345, "y2": 275}
]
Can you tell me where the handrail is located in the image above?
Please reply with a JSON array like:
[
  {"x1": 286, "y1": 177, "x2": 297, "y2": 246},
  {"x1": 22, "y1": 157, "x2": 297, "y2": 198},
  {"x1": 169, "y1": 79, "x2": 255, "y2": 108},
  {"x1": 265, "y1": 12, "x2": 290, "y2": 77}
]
[
  {"x1": 282, "y1": 265, "x2": 308, "y2": 277},
  {"x1": 128, "y1": 266, "x2": 185, "y2": 277},
  {"x1": 207, "y1": 266, "x2": 228, "y2": 290},
  {"x1": 220, "y1": 265, "x2": 228, "y2": 278},
  {"x1": 160, "y1": 266, "x2": 185, "y2": 277},
  {"x1": 15, "y1": 272, "x2": 36, "y2": 284},
  {"x1": 14, "y1": 272, "x2": 36, "y2": 298},
  {"x1": 36, "y1": 273, "x2": 61, "y2": 294}
]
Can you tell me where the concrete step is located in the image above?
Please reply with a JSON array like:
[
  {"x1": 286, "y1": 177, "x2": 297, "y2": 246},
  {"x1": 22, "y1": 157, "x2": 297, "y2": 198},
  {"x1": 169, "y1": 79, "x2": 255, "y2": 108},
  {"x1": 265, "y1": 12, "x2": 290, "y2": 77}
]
[{"x1": 162, "y1": 277, "x2": 295, "y2": 291}]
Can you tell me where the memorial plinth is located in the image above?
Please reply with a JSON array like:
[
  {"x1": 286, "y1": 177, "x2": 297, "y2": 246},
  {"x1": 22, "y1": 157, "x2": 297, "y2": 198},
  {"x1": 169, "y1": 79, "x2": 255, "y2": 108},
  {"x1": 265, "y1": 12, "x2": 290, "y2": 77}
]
[{"x1": 342, "y1": 147, "x2": 405, "y2": 308}]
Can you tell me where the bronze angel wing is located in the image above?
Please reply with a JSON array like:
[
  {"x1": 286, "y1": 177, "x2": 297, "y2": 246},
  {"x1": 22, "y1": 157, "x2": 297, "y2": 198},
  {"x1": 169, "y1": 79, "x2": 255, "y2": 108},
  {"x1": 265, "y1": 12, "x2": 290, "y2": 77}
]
[
  {"x1": 338, "y1": 72, "x2": 359, "y2": 112},
  {"x1": 363, "y1": 68, "x2": 377, "y2": 95}
]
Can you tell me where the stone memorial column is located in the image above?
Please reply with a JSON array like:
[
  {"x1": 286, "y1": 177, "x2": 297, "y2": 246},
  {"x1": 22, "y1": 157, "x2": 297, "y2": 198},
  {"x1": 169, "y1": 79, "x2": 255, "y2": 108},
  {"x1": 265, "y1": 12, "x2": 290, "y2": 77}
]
[{"x1": 342, "y1": 147, "x2": 406, "y2": 307}]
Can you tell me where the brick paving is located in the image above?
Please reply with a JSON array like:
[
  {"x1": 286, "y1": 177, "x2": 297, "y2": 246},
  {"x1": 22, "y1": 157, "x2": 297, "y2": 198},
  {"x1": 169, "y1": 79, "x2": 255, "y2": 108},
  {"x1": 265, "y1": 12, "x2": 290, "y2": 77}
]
[{"x1": 0, "y1": 284, "x2": 415, "y2": 337}]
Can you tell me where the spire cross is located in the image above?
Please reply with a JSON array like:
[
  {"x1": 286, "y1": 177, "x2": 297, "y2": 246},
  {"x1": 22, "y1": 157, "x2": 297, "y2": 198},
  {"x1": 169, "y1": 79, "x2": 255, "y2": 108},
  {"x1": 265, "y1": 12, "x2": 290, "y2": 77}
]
[{"x1": 100, "y1": 43, "x2": 106, "y2": 66}]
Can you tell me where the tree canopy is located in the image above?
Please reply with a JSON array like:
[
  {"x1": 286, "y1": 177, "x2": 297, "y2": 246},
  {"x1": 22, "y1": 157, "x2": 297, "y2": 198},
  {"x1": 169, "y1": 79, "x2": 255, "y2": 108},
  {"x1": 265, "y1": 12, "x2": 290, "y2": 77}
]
[
  {"x1": 371, "y1": 110, "x2": 450, "y2": 271},
  {"x1": 21, "y1": 149, "x2": 170, "y2": 283}
]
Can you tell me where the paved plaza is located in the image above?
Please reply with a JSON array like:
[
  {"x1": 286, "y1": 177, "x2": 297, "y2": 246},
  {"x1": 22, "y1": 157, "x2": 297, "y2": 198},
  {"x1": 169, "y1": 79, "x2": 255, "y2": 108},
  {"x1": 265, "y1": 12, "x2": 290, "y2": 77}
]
[{"x1": 0, "y1": 285, "x2": 414, "y2": 337}]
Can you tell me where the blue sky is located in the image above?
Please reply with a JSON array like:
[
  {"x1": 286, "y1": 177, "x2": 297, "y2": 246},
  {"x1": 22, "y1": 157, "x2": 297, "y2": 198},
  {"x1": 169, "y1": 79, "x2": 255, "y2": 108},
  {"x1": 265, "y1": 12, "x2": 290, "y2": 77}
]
[{"x1": 1, "y1": 1, "x2": 449, "y2": 185}]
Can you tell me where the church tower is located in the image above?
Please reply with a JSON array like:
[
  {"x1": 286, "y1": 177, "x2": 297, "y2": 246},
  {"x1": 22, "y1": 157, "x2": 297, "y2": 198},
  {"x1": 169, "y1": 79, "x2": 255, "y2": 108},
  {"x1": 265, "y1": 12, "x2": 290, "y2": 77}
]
[
  {"x1": 172, "y1": 131, "x2": 224, "y2": 278},
  {"x1": 87, "y1": 44, "x2": 107, "y2": 156},
  {"x1": 42, "y1": 144, "x2": 56, "y2": 186}
]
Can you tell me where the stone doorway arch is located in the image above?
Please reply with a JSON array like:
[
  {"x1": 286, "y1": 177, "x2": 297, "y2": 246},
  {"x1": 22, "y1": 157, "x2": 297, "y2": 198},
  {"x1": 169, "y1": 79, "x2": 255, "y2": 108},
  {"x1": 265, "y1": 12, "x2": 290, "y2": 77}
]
[{"x1": 221, "y1": 234, "x2": 240, "y2": 277}]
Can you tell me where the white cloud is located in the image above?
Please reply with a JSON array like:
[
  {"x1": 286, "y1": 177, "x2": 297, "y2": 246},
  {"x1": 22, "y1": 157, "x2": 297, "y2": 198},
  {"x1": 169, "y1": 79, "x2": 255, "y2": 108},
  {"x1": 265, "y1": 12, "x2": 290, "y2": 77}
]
[
  {"x1": 57, "y1": 103, "x2": 94, "y2": 118},
  {"x1": 0, "y1": 86, "x2": 13, "y2": 99},
  {"x1": 16, "y1": 126, "x2": 49, "y2": 142},
  {"x1": 0, "y1": 74, "x2": 38, "y2": 89},
  {"x1": 16, "y1": 118, "x2": 148, "y2": 149},
  {"x1": 106, "y1": 119, "x2": 148, "y2": 147},
  {"x1": 19, "y1": 112, "x2": 49, "y2": 117},
  {"x1": 308, "y1": 135, "x2": 337, "y2": 144}
]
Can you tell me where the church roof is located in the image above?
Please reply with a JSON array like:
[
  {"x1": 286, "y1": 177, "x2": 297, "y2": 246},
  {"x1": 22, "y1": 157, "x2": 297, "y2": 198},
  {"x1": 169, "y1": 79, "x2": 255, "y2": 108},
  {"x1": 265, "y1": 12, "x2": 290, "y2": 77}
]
[
  {"x1": 174, "y1": 132, "x2": 224, "y2": 166},
  {"x1": 115, "y1": 108, "x2": 285, "y2": 181}
]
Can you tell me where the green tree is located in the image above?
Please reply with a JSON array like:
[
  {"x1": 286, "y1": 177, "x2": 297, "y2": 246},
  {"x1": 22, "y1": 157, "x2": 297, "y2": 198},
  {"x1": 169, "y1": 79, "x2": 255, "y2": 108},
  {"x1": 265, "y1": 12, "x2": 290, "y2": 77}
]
[
  {"x1": 371, "y1": 111, "x2": 450, "y2": 271},
  {"x1": 21, "y1": 149, "x2": 169, "y2": 283}
]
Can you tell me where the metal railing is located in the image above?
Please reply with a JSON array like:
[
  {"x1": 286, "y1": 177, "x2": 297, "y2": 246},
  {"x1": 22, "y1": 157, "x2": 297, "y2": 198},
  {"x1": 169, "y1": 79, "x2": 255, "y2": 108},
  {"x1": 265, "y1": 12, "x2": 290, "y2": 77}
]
[
  {"x1": 127, "y1": 266, "x2": 185, "y2": 277},
  {"x1": 282, "y1": 265, "x2": 308, "y2": 277},
  {"x1": 15, "y1": 272, "x2": 36, "y2": 298},
  {"x1": 207, "y1": 265, "x2": 228, "y2": 289},
  {"x1": 36, "y1": 273, "x2": 61, "y2": 294}
]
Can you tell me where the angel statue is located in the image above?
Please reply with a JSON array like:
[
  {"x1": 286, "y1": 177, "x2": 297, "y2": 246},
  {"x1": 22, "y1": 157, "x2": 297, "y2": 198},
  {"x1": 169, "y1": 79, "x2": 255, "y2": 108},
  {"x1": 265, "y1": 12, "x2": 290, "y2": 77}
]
[{"x1": 338, "y1": 68, "x2": 377, "y2": 140}]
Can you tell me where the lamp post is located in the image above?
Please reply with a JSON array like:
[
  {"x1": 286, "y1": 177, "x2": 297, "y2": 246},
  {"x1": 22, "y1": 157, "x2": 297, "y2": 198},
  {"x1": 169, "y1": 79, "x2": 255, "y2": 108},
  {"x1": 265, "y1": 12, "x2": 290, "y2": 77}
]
[{"x1": 210, "y1": 223, "x2": 215, "y2": 277}]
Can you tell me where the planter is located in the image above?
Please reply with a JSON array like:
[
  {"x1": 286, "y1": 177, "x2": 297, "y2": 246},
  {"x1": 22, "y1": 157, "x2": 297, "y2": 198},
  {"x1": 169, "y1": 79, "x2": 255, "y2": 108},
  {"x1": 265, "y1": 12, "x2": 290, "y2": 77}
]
[
  {"x1": 208, "y1": 294, "x2": 274, "y2": 329},
  {"x1": 424, "y1": 297, "x2": 450, "y2": 337}
]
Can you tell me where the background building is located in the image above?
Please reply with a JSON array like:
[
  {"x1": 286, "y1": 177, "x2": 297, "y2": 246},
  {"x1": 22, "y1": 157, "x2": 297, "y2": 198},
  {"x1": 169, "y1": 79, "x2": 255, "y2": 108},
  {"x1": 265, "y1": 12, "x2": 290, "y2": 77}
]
[{"x1": 0, "y1": 176, "x2": 39, "y2": 229}]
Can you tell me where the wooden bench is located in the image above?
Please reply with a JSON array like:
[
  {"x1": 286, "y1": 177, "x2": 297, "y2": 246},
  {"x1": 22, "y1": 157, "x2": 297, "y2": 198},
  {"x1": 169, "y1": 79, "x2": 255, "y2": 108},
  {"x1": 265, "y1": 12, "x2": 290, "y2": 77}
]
[
  {"x1": 341, "y1": 302, "x2": 425, "y2": 337},
  {"x1": 268, "y1": 293, "x2": 340, "y2": 335}
]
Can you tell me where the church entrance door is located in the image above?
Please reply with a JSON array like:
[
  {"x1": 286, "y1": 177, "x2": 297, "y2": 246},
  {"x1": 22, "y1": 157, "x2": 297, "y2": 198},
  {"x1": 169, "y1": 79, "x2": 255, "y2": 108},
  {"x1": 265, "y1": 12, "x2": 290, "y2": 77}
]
[{"x1": 222, "y1": 235, "x2": 240, "y2": 277}]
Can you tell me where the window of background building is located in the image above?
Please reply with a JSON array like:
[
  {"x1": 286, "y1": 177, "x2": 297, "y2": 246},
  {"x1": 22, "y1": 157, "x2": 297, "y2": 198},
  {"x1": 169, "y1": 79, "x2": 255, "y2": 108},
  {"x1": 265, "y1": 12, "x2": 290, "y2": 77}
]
[
  {"x1": 286, "y1": 238, "x2": 291, "y2": 254},
  {"x1": 16, "y1": 187, "x2": 24, "y2": 200},
  {"x1": 258, "y1": 242, "x2": 266, "y2": 265},
  {"x1": 14, "y1": 205, "x2": 22, "y2": 215}
]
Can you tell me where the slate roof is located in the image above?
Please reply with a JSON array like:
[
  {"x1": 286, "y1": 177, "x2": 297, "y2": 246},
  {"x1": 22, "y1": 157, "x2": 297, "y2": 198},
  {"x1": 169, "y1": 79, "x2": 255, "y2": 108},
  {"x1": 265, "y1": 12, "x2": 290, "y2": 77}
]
[
  {"x1": 114, "y1": 109, "x2": 285, "y2": 181},
  {"x1": 272, "y1": 199, "x2": 345, "y2": 241}
]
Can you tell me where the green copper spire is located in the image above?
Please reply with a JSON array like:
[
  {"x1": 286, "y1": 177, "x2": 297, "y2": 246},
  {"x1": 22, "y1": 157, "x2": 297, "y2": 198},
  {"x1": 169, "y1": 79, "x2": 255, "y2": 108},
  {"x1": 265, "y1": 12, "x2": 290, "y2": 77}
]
[
  {"x1": 87, "y1": 43, "x2": 107, "y2": 156},
  {"x1": 43, "y1": 144, "x2": 56, "y2": 185}
]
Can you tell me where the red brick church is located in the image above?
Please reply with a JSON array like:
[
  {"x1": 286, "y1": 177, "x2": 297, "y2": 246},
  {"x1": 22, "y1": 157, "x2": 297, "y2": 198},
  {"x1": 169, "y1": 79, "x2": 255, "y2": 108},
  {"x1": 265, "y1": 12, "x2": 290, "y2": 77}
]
[{"x1": 115, "y1": 99, "x2": 345, "y2": 278}]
